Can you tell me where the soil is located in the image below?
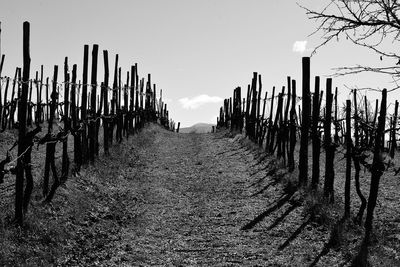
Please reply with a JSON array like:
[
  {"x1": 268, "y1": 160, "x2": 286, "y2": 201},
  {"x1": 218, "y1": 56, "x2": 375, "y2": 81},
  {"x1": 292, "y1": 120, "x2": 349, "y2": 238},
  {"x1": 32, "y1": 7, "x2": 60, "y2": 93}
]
[{"x1": 0, "y1": 123, "x2": 399, "y2": 266}]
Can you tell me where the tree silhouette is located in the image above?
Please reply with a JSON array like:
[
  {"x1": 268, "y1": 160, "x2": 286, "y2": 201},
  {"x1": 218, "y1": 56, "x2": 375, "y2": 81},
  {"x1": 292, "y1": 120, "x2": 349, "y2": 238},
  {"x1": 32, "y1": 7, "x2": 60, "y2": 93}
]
[{"x1": 301, "y1": 0, "x2": 400, "y2": 91}]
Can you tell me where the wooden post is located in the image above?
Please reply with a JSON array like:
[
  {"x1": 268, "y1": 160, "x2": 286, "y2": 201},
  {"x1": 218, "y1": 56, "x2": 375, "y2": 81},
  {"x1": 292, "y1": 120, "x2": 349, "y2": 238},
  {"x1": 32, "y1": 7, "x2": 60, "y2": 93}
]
[
  {"x1": 45, "y1": 74, "x2": 49, "y2": 122},
  {"x1": 0, "y1": 62, "x2": 3, "y2": 128},
  {"x1": 245, "y1": 84, "x2": 251, "y2": 136},
  {"x1": 177, "y1": 122, "x2": 180, "y2": 133},
  {"x1": 1, "y1": 77, "x2": 9, "y2": 130},
  {"x1": 345, "y1": 99, "x2": 352, "y2": 218},
  {"x1": 116, "y1": 67, "x2": 122, "y2": 142},
  {"x1": 153, "y1": 84, "x2": 157, "y2": 120},
  {"x1": 250, "y1": 72, "x2": 257, "y2": 140},
  {"x1": 334, "y1": 87, "x2": 339, "y2": 144},
  {"x1": 110, "y1": 54, "x2": 118, "y2": 144},
  {"x1": 27, "y1": 79, "x2": 33, "y2": 126},
  {"x1": 364, "y1": 95, "x2": 369, "y2": 146},
  {"x1": 124, "y1": 72, "x2": 129, "y2": 137},
  {"x1": 89, "y1": 44, "x2": 98, "y2": 162},
  {"x1": 103, "y1": 50, "x2": 109, "y2": 155},
  {"x1": 353, "y1": 89, "x2": 359, "y2": 148},
  {"x1": 312, "y1": 76, "x2": 320, "y2": 189},
  {"x1": 259, "y1": 91, "x2": 267, "y2": 146},
  {"x1": 238, "y1": 88, "x2": 243, "y2": 132},
  {"x1": 135, "y1": 78, "x2": 139, "y2": 129},
  {"x1": 390, "y1": 100, "x2": 399, "y2": 158},
  {"x1": 288, "y1": 80, "x2": 297, "y2": 172},
  {"x1": 266, "y1": 86, "x2": 275, "y2": 149},
  {"x1": 299, "y1": 57, "x2": 311, "y2": 187},
  {"x1": 140, "y1": 78, "x2": 144, "y2": 125},
  {"x1": 61, "y1": 57, "x2": 70, "y2": 181},
  {"x1": 324, "y1": 78, "x2": 335, "y2": 203},
  {"x1": 129, "y1": 65, "x2": 135, "y2": 132},
  {"x1": 33, "y1": 71, "x2": 39, "y2": 125},
  {"x1": 39, "y1": 65, "x2": 43, "y2": 123},
  {"x1": 369, "y1": 99, "x2": 379, "y2": 147},
  {"x1": 256, "y1": 74, "x2": 262, "y2": 142},
  {"x1": 283, "y1": 76, "x2": 291, "y2": 159},
  {"x1": 274, "y1": 91, "x2": 284, "y2": 157},
  {"x1": 70, "y1": 64, "x2": 81, "y2": 169},
  {"x1": 81, "y1": 45, "x2": 89, "y2": 164},
  {"x1": 15, "y1": 22, "x2": 30, "y2": 225},
  {"x1": 0, "y1": 22, "x2": 3, "y2": 127}
]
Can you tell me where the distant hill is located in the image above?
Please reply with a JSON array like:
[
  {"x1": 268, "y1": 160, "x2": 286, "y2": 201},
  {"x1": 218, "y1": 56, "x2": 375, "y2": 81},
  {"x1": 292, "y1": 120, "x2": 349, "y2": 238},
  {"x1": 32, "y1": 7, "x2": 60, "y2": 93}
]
[{"x1": 179, "y1": 123, "x2": 215, "y2": 134}]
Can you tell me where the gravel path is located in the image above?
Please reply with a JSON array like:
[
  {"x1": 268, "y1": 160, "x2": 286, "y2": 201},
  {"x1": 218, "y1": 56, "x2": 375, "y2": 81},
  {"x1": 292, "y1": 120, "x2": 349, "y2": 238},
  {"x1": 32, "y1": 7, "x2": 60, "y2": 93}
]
[{"x1": 104, "y1": 125, "x2": 333, "y2": 266}]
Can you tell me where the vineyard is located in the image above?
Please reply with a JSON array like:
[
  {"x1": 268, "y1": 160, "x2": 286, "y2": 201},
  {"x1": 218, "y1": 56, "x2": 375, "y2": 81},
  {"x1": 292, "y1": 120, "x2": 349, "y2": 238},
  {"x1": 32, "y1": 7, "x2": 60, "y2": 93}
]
[
  {"x1": 0, "y1": 22, "x2": 177, "y2": 225},
  {"x1": 0, "y1": 20, "x2": 399, "y2": 266},
  {"x1": 217, "y1": 58, "x2": 400, "y2": 266}
]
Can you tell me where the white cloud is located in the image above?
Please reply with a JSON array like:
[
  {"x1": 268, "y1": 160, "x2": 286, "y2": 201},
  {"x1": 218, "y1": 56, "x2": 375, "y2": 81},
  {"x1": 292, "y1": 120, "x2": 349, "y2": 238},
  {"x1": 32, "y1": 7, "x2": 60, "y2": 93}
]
[
  {"x1": 293, "y1": 41, "x2": 308, "y2": 54},
  {"x1": 179, "y1": 94, "x2": 223, "y2": 110}
]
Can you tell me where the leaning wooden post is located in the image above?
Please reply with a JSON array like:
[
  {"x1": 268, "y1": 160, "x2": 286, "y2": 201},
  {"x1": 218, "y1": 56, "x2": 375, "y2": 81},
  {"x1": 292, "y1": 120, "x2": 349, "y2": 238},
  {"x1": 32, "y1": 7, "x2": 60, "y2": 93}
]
[
  {"x1": 298, "y1": 57, "x2": 310, "y2": 187},
  {"x1": 311, "y1": 76, "x2": 320, "y2": 189},
  {"x1": 177, "y1": 122, "x2": 180, "y2": 133},
  {"x1": 15, "y1": 21, "x2": 30, "y2": 225}
]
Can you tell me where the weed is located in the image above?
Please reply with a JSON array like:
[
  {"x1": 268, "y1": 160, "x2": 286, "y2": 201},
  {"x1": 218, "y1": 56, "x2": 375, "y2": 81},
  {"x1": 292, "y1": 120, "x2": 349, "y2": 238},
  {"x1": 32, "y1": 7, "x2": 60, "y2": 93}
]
[{"x1": 303, "y1": 190, "x2": 333, "y2": 226}]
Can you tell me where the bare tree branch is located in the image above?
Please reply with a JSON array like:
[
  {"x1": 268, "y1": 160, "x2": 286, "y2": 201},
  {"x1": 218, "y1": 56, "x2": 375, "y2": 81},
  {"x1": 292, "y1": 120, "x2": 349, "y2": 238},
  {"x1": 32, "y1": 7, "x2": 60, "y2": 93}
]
[{"x1": 299, "y1": 0, "x2": 400, "y2": 92}]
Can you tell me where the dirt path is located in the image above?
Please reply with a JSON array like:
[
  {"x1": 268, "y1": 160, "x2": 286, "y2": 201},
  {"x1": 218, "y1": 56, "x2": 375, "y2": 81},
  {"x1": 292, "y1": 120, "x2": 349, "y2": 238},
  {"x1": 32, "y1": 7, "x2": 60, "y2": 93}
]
[
  {"x1": 2, "y1": 124, "x2": 399, "y2": 266},
  {"x1": 99, "y1": 124, "x2": 333, "y2": 266}
]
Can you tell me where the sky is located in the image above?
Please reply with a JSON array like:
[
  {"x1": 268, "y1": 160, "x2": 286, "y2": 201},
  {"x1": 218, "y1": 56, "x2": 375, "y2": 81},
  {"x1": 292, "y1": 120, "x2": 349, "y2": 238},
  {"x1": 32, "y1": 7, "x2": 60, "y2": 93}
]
[{"x1": 0, "y1": 0, "x2": 395, "y2": 127}]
